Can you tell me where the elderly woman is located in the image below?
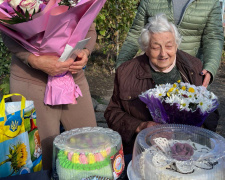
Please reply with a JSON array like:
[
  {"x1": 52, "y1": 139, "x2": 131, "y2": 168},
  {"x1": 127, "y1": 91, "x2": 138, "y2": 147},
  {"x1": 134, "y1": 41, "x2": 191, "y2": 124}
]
[{"x1": 104, "y1": 14, "x2": 219, "y2": 156}]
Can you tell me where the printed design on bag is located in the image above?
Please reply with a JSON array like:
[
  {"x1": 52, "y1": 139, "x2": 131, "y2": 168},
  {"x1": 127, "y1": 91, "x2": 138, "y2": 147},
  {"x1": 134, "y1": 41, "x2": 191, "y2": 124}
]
[
  {"x1": 0, "y1": 142, "x2": 28, "y2": 176},
  {"x1": 4, "y1": 112, "x2": 23, "y2": 138},
  {"x1": 24, "y1": 108, "x2": 43, "y2": 172},
  {"x1": 10, "y1": 120, "x2": 19, "y2": 132},
  {"x1": 33, "y1": 130, "x2": 42, "y2": 158}
]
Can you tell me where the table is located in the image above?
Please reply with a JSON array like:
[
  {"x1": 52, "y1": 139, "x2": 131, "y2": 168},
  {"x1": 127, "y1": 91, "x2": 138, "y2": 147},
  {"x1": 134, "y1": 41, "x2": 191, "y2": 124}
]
[{"x1": 0, "y1": 170, "x2": 51, "y2": 180}]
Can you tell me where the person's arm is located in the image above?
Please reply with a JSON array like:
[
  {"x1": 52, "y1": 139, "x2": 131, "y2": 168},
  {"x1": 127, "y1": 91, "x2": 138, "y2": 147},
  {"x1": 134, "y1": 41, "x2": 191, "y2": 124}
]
[
  {"x1": 201, "y1": 0, "x2": 224, "y2": 86},
  {"x1": 104, "y1": 67, "x2": 158, "y2": 144},
  {"x1": 84, "y1": 23, "x2": 97, "y2": 55},
  {"x1": 1, "y1": 32, "x2": 74, "y2": 76},
  {"x1": 116, "y1": 0, "x2": 148, "y2": 68},
  {"x1": 1, "y1": 32, "x2": 32, "y2": 66}
]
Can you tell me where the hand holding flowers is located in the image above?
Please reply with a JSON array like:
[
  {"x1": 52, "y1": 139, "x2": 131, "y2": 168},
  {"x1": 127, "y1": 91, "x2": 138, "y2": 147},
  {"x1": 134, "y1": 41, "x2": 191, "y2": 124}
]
[
  {"x1": 69, "y1": 49, "x2": 89, "y2": 74},
  {"x1": 27, "y1": 54, "x2": 74, "y2": 76},
  {"x1": 139, "y1": 80, "x2": 219, "y2": 127}
]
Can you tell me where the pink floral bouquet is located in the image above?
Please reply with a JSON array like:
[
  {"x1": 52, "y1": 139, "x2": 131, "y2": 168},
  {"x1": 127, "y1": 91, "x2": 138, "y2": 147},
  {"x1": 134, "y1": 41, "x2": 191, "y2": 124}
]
[
  {"x1": 139, "y1": 81, "x2": 219, "y2": 127},
  {"x1": 0, "y1": 0, "x2": 106, "y2": 105}
]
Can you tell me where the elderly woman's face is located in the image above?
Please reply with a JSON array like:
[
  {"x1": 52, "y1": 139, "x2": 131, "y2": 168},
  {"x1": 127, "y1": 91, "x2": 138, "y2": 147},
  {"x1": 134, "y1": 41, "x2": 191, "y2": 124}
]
[{"x1": 146, "y1": 32, "x2": 177, "y2": 71}]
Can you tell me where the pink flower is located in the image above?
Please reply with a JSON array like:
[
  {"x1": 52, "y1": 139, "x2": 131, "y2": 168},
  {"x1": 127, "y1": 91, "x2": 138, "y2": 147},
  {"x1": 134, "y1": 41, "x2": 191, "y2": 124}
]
[{"x1": 171, "y1": 142, "x2": 194, "y2": 161}]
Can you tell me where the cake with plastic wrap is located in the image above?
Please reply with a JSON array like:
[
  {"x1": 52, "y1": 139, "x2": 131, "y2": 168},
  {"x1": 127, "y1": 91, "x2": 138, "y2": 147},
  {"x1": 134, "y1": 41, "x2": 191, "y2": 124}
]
[
  {"x1": 127, "y1": 124, "x2": 225, "y2": 180},
  {"x1": 52, "y1": 127, "x2": 125, "y2": 180}
]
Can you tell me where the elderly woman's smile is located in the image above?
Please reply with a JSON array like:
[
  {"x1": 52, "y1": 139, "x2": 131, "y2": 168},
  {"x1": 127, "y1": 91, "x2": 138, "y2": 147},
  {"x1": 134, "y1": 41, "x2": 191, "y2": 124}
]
[{"x1": 146, "y1": 32, "x2": 177, "y2": 72}]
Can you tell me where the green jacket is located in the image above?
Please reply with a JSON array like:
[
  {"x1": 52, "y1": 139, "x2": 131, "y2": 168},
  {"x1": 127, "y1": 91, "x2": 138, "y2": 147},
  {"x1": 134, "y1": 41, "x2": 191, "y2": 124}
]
[{"x1": 117, "y1": 0, "x2": 224, "y2": 82}]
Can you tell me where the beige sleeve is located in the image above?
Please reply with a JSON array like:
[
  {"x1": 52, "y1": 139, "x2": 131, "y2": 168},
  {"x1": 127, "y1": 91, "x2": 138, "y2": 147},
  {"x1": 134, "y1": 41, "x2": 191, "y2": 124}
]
[
  {"x1": 84, "y1": 23, "x2": 97, "y2": 54},
  {"x1": 1, "y1": 32, "x2": 31, "y2": 66}
]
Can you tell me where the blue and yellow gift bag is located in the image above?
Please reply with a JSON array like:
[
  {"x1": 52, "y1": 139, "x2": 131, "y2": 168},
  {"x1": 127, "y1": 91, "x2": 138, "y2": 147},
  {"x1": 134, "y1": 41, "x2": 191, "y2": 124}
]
[{"x1": 0, "y1": 93, "x2": 42, "y2": 178}]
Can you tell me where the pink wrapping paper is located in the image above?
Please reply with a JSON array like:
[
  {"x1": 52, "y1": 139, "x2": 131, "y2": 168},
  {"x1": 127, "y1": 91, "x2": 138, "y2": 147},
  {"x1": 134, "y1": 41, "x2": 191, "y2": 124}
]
[
  {"x1": 44, "y1": 72, "x2": 83, "y2": 105},
  {"x1": 0, "y1": 0, "x2": 106, "y2": 105}
]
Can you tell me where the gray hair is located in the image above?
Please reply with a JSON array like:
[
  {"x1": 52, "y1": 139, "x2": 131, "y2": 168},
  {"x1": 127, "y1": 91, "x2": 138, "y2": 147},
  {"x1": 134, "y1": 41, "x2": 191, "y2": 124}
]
[{"x1": 138, "y1": 14, "x2": 182, "y2": 51}]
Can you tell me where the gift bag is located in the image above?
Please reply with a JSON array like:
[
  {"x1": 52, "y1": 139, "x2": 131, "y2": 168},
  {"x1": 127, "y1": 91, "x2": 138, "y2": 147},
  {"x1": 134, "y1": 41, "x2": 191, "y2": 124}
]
[{"x1": 0, "y1": 93, "x2": 42, "y2": 177}]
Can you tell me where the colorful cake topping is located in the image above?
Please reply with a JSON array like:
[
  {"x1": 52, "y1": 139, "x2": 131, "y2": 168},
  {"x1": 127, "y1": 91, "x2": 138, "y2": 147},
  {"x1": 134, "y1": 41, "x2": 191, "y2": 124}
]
[
  {"x1": 88, "y1": 153, "x2": 96, "y2": 164},
  {"x1": 95, "y1": 153, "x2": 104, "y2": 162},
  {"x1": 68, "y1": 152, "x2": 73, "y2": 161},
  {"x1": 101, "y1": 150, "x2": 107, "y2": 158},
  {"x1": 71, "y1": 153, "x2": 80, "y2": 164}
]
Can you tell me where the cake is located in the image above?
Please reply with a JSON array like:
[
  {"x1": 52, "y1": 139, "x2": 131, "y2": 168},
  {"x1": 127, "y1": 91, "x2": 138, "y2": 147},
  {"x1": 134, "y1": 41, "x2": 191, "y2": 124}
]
[
  {"x1": 52, "y1": 127, "x2": 125, "y2": 180},
  {"x1": 127, "y1": 124, "x2": 225, "y2": 180}
]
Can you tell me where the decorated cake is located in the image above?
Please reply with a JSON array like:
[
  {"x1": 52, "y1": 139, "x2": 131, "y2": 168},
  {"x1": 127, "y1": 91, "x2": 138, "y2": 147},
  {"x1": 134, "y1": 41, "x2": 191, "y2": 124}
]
[
  {"x1": 52, "y1": 127, "x2": 125, "y2": 180},
  {"x1": 127, "y1": 124, "x2": 225, "y2": 180}
]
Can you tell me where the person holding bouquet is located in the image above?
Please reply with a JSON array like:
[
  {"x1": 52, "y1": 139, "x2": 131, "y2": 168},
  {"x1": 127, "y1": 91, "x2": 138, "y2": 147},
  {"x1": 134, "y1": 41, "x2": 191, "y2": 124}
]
[
  {"x1": 104, "y1": 14, "x2": 219, "y2": 157},
  {"x1": 1, "y1": 23, "x2": 97, "y2": 170}
]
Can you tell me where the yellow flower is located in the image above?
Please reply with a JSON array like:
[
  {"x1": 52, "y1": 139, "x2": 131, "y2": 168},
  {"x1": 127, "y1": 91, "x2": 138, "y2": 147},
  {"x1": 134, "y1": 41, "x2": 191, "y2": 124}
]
[
  {"x1": 173, "y1": 84, "x2": 177, "y2": 88},
  {"x1": 168, "y1": 88, "x2": 174, "y2": 92},
  {"x1": 16, "y1": 143, "x2": 27, "y2": 168},
  {"x1": 181, "y1": 86, "x2": 186, "y2": 91},
  {"x1": 0, "y1": 143, "x2": 28, "y2": 175},
  {"x1": 167, "y1": 92, "x2": 170, "y2": 97},
  {"x1": 177, "y1": 80, "x2": 181, "y2": 83},
  {"x1": 188, "y1": 87, "x2": 195, "y2": 93}
]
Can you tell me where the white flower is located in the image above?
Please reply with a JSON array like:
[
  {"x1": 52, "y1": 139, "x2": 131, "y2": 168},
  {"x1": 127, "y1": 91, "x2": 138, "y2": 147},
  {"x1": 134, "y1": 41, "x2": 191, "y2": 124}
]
[
  {"x1": 154, "y1": 87, "x2": 166, "y2": 99},
  {"x1": 197, "y1": 99, "x2": 209, "y2": 113},
  {"x1": 144, "y1": 81, "x2": 218, "y2": 114},
  {"x1": 179, "y1": 98, "x2": 190, "y2": 111},
  {"x1": 8, "y1": 0, "x2": 41, "y2": 15},
  {"x1": 164, "y1": 94, "x2": 180, "y2": 104},
  {"x1": 68, "y1": 0, "x2": 81, "y2": 7}
]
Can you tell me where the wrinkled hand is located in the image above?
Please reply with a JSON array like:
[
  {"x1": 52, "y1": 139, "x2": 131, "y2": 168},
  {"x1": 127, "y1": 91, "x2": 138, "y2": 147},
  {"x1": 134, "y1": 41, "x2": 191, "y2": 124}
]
[
  {"x1": 27, "y1": 54, "x2": 74, "y2": 76},
  {"x1": 136, "y1": 121, "x2": 160, "y2": 133},
  {"x1": 201, "y1": 69, "x2": 211, "y2": 88},
  {"x1": 69, "y1": 49, "x2": 89, "y2": 74}
]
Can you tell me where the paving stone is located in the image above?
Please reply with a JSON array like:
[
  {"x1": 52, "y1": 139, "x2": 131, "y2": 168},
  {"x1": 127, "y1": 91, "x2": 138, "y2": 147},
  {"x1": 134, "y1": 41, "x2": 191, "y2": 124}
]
[
  {"x1": 95, "y1": 112, "x2": 106, "y2": 123},
  {"x1": 96, "y1": 104, "x2": 108, "y2": 112},
  {"x1": 97, "y1": 122, "x2": 108, "y2": 128}
]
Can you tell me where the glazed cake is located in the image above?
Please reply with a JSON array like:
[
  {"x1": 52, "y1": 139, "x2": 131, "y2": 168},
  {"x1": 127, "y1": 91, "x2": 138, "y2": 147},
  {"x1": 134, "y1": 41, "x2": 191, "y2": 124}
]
[{"x1": 52, "y1": 127, "x2": 125, "y2": 180}]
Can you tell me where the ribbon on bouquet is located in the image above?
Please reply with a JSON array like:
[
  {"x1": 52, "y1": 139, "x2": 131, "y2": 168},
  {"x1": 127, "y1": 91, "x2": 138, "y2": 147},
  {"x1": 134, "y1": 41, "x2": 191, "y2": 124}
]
[{"x1": 0, "y1": 0, "x2": 106, "y2": 105}]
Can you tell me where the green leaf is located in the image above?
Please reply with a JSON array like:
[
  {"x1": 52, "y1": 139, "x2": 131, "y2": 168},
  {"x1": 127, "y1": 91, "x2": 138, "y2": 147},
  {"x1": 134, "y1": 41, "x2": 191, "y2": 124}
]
[{"x1": 99, "y1": 30, "x2": 106, "y2": 36}]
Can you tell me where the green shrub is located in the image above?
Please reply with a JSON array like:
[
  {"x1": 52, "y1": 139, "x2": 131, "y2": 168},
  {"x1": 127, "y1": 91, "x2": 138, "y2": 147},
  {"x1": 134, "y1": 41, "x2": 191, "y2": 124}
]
[
  {"x1": 0, "y1": 37, "x2": 11, "y2": 96},
  {"x1": 95, "y1": 0, "x2": 140, "y2": 59}
]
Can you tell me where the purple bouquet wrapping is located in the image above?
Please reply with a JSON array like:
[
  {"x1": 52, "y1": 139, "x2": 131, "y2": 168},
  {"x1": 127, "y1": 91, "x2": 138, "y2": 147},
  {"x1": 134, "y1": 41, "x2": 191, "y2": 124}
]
[{"x1": 139, "y1": 81, "x2": 219, "y2": 127}]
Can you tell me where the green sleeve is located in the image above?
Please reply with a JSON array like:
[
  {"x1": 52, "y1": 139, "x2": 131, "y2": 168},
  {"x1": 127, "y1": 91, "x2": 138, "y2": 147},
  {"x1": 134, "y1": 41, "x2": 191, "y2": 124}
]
[
  {"x1": 202, "y1": 0, "x2": 224, "y2": 83},
  {"x1": 116, "y1": 0, "x2": 148, "y2": 68}
]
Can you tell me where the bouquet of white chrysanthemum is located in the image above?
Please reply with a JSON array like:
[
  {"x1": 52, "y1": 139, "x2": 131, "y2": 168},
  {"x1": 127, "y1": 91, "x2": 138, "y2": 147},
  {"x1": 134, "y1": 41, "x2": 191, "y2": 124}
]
[{"x1": 139, "y1": 80, "x2": 219, "y2": 127}]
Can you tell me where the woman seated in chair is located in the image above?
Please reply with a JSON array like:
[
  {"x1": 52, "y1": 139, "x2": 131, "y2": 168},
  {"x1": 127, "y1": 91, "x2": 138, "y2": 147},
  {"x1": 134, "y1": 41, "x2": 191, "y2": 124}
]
[{"x1": 104, "y1": 14, "x2": 219, "y2": 156}]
